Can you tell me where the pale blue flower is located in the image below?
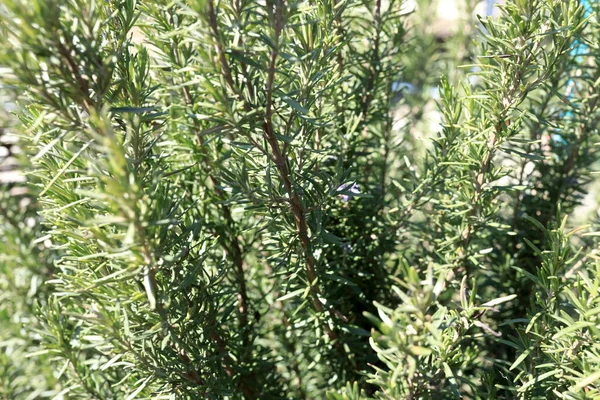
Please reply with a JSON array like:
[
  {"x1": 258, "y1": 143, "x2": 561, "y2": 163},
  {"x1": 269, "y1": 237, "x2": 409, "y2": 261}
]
[{"x1": 337, "y1": 182, "x2": 360, "y2": 201}]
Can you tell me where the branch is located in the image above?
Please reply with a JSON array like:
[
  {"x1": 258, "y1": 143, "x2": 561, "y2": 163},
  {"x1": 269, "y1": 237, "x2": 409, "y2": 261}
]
[
  {"x1": 182, "y1": 85, "x2": 252, "y2": 361},
  {"x1": 260, "y1": 0, "x2": 343, "y2": 341},
  {"x1": 332, "y1": 0, "x2": 345, "y2": 73},
  {"x1": 207, "y1": 0, "x2": 237, "y2": 92},
  {"x1": 359, "y1": 0, "x2": 382, "y2": 124},
  {"x1": 458, "y1": 49, "x2": 535, "y2": 269}
]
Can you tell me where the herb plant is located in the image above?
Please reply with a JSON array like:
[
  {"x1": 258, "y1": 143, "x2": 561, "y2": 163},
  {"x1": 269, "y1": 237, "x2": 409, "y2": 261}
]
[{"x1": 1, "y1": 0, "x2": 600, "y2": 399}]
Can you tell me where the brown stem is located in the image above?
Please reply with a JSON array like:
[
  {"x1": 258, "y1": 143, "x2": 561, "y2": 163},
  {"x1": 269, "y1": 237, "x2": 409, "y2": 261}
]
[
  {"x1": 511, "y1": 89, "x2": 554, "y2": 230},
  {"x1": 459, "y1": 128, "x2": 498, "y2": 257},
  {"x1": 262, "y1": 258, "x2": 307, "y2": 397},
  {"x1": 380, "y1": 82, "x2": 394, "y2": 200},
  {"x1": 56, "y1": 41, "x2": 93, "y2": 111},
  {"x1": 332, "y1": 0, "x2": 345, "y2": 73},
  {"x1": 141, "y1": 228, "x2": 256, "y2": 396},
  {"x1": 260, "y1": 0, "x2": 342, "y2": 341},
  {"x1": 360, "y1": 0, "x2": 382, "y2": 123},
  {"x1": 206, "y1": 0, "x2": 268, "y2": 157},
  {"x1": 51, "y1": 25, "x2": 234, "y2": 395},
  {"x1": 459, "y1": 50, "x2": 533, "y2": 265},
  {"x1": 182, "y1": 86, "x2": 251, "y2": 350},
  {"x1": 205, "y1": 0, "x2": 346, "y2": 342},
  {"x1": 138, "y1": 228, "x2": 214, "y2": 384},
  {"x1": 207, "y1": 0, "x2": 237, "y2": 92}
]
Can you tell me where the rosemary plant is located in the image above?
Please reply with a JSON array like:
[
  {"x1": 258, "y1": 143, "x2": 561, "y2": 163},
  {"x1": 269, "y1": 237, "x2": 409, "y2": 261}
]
[{"x1": 1, "y1": 0, "x2": 599, "y2": 399}]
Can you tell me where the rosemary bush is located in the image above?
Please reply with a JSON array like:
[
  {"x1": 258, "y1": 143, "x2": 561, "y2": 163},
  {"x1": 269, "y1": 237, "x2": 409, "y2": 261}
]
[{"x1": 1, "y1": 0, "x2": 600, "y2": 399}]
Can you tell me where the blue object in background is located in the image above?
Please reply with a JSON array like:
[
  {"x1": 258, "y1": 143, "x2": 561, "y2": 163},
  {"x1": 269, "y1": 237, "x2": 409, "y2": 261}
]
[
  {"x1": 485, "y1": 0, "x2": 496, "y2": 17},
  {"x1": 571, "y1": 0, "x2": 592, "y2": 59},
  {"x1": 567, "y1": 0, "x2": 592, "y2": 86},
  {"x1": 554, "y1": 0, "x2": 592, "y2": 143}
]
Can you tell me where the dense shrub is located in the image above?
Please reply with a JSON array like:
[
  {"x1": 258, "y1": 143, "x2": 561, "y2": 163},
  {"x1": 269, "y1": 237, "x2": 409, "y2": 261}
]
[{"x1": 1, "y1": 0, "x2": 600, "y2": 399}]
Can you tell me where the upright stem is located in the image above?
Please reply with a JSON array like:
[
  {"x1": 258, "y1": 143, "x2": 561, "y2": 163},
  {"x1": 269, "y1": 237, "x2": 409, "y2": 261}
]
[
  {"x1": 458, "y1": 50, "x2": 534, "y2": 270},
  {"x1": 380, "y1": 82, "x2": 394, "y2": 201},
  {"x1": 179, "y1": 86, "x2": 255, "y2": 397},
  {"x1": 511, "y1": 89, "x2": 554, "y2": 230},
  {"x1": 182, "y1": 86, "x2": 250, "y2": 347},
  {"x1": 332, "y1": 0, "x2": 345, "y2": 73},
  {"x1": 360, "y1": 0, "x2": 382, "y2": 123},
  {"x1": 206, "y1": 0, "x2": 345, "y2": 340},
  {"x1": 207, "y1": 0, "x2": 237, "y2": 92},
  {"x1": 261, "y1": 0, "x2": 339, "y2": 340}
]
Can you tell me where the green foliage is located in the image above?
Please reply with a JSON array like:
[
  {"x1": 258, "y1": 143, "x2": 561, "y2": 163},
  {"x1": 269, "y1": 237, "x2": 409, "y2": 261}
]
[
  {"x1": 1, "y1": 0, "x2": 600, "y2": 399},
  {"x1": 0, "y1": 95, "x2": 59, "y2": 396}
]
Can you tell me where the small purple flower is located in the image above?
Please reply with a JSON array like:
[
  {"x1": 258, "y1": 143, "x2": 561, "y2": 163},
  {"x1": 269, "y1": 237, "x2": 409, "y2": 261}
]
[
  {"x1": 337, "y1": 182, "x2": 360, "y2": 201},
  {"x1": 342, "y1": 243, "x2": 353, "y2": 253}
]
